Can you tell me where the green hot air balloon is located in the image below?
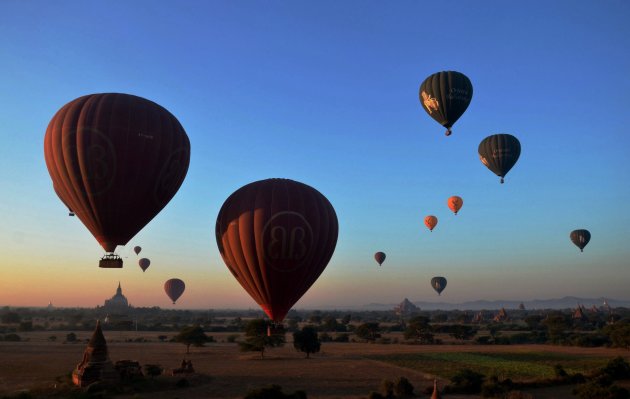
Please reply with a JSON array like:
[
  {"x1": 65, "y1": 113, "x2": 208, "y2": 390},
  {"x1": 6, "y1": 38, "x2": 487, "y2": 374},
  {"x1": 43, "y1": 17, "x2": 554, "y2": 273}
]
[
  {"x1": 419, "y1": 71, "x2": 473, "y2": 136},
  {"x1": 478, "y1": 134, "x2": 521, "y2": 183},
  {"x1": 431, "y1": 276, "x2": 447, "y2": 295},
  {"x1": 570, "y1": 229, "x2": 591, "y2": 252}
]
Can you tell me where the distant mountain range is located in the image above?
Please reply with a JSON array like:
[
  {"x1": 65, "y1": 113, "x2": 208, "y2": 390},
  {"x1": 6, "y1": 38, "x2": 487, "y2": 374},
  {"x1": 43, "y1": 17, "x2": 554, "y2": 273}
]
[{"x1": 358, "y1": 296, "x2": 630, "y2": 311}]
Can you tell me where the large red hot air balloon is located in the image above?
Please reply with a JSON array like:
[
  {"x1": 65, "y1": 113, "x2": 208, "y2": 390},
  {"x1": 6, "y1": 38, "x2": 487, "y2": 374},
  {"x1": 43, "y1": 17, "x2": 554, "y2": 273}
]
[
  {"x1": 44, "y1": 93, "x2": 190, "y2": 268},
  {"x1": 164, "y1": 278, "x2": 185, "y2": 304},
  {"x1": 216, "y1": 178, "x2": 339, "y2": 323}
]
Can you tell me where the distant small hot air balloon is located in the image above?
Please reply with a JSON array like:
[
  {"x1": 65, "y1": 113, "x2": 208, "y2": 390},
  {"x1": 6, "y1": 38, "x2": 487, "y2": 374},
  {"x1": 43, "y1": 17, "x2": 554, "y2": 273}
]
[
  {"x1": 431, "y1": 276, "x2": 447, "y2": 295},
  {"x1": 374, "y1": 252, "x2": 386, "y2": 266},
  {"x1": 164, "y1": 278, "x2": 185, "y2": 304},
  {"x1": 419, "y1": 71, "x2": 473, "y2": 136},
  {"x1": 134, "y1": 246, "x2": 142, "y2": 255},
  {"x1": 570, "y1": 229, "x2": 591, "y2": 252},
  {"x1": 478, "y1": 134, "x2": 521, "y2": 184},
  {"x1": 424, "y1": 215, "x2": 438, "y2": 232},
  {"x1": 447, "y1": 196, "x2": 463, "y2": 215},
  {"x1": 138, "y1": 258, "x2": 150, "y2": 272}
]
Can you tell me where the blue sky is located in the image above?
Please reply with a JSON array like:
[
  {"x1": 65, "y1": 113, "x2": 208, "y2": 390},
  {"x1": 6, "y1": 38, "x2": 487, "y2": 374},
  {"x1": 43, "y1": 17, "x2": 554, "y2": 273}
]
[{"x1": 1, "y1": 1, "x2": 629, "y2": 309}]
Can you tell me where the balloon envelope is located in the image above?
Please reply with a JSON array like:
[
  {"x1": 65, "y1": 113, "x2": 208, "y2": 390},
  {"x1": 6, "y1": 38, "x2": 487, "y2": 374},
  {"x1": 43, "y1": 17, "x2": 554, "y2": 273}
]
[
  {"x1": 431, "y1": 276, "x2": 447, "y2": 295},
  {"x1": 424, "y1": 215, "x2": 438, "y2": 232},
  {"x1": 216, "y1": 178, "x2": 339, "y2": 323},
  {"x1": 419, "y1": 71, "x2": 473, "y2": 136},
  {"x1": 448, "y1": 196, "x2": 463, "y2": 215},
  {"x1": 164, "y1": 278, "x2": 185, "y2": 304},
  {"x1": 478, "y1": 134, "x2": 521, "y2": 183},
  {"x1": 570, "y1": 229, "x2": 591, "y2": 252},
  {"x1": 134, "y1": 246, "x2": 142, "y2": 255},
  {"x1": 138, "y1": 258, "x2": 150, "y2": 272},
  {"x1": 44, "y1": 93, "x2": 190, "y2": 258},
  {"x1": 374, "y1": 252, "x2": 386, "y2": 266}
]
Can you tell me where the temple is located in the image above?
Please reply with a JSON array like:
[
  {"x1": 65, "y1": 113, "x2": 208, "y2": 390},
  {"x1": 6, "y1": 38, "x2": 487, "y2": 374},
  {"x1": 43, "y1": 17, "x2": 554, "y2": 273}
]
[
  {"x1": 72, "y1": 320, "x2": 118, "y2": 387},
  {"x1": 103, "y1": 282, "x2": 131, "y2": 312}
]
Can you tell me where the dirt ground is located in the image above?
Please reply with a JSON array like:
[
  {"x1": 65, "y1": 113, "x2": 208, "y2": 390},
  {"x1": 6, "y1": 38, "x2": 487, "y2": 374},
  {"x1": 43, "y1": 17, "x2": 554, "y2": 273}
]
[{"x1": 0, "y1": 331, "x2": 628, "y2": 398}]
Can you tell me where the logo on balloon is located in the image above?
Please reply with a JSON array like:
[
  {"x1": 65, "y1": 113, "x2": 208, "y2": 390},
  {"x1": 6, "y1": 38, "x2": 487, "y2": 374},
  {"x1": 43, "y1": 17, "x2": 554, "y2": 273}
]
[
  {"x1": 62, "y1": 127, "x2": 116, "y2": 196},
  {"x1": 153, "y1": 147, "x2": 190, "y2": 205},
  {"x1": 262, "y1": 211, "x2": 314, "y2": 272},
  {"x1": 421, "y1": 91, "x2": 439, "y2": 115}
]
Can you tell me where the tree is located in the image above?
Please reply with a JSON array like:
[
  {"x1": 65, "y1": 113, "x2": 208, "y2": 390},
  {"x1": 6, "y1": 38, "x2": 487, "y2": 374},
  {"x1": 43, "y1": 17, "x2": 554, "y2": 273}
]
[
  {"x1": 66, "y1": 332, "x2": 77, "y2": 342},
  {"x1": 239, "y1": 319, "x2": 285, "y2": 358},
  {"x1": 604, "y1": 323, "x2": 630, "y2": 350},
  {"x1": 175, "y1": 325, "x2": 212, "y2": 354},
  {"x1": 293, "y1": 326, "x2": 321, "y2": 358},
  {"x1": 355, "y1": 322, "x2": 381, "y2": 342},
  {"x1": 1, "y1": 312, "x2": 20, "y2": 324},
  {"x1": 542, "y1": 315, "x2": 570, "y2": 344},
  {"x1": 449, "y1": 325, "x2": 477, "y2": 341},
  {"x1": 404, "y1": 316, "x2": 434, "y2": 344}
]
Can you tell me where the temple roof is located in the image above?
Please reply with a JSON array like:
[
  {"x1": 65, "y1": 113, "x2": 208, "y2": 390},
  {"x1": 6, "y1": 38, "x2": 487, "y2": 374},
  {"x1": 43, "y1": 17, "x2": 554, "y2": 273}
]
[{"x1": 88, "y1": 320, "x2": 107, "y2": 348}]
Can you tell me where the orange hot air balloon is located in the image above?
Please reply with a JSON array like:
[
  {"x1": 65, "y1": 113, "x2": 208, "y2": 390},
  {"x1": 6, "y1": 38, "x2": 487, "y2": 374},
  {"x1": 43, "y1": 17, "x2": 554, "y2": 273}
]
[
  {"x1": 216, "y1": 178, "x2": 339, "y2": 323},
  {"x1": 447, "y1": 196, "x2": 463, "y2": 215},
  {"x1": 44, "y1": 93, "x2": 190, "y2": 268},
  {"x1": 164, "y1": 278, "x2": 185, "y2": 304},
  {"x1": 424, "y1": 215, "x2": 438, "y2": 232},
  {"x1": 138, "y1": 258, "x2": 150, "y2": 272}
]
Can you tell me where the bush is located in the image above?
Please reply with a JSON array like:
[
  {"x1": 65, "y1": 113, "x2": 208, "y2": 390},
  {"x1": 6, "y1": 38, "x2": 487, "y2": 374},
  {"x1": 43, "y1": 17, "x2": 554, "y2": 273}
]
[
  {"x1": 4, "y1": 333, "x2": 21, "y2": 342},
  {"x1": 66, "y1": 332, "x2": 77, "y2": 342},
  {"x1": 244, "y1": 384, "x2": 307, "y2": 399},
  {"x1": 334, "y1": 333, "x2": 349, "y2": 342},
  {"x1": 227, "y1": 334, "x2": 239, "y2": 343},
  {"x1": 449, "y1": 368, "x2": 485, "y2": 394},
  {"x1": 602, "y1": 357, "x2": 630, "y2": 380},
  {"x1": 573, "y1": 381, "x2": 630, "y2": 399},
  {"x1": 143, "y1": 364, "x2": 162, "y2": 378},
  {"x1": 379, "y1": 379, "x2": 394, "y2": 398},
  {"x1": 394, "y1": 377, "x2": 414, "y2": 397}
]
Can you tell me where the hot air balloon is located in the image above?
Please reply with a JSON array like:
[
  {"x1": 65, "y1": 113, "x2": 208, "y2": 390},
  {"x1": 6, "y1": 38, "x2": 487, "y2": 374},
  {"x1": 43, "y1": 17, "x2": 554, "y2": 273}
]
[
  {"x1": 570, "y1": 229, "x2": 591, "y2": 252},
  {"x1": 424, "y1": 215, "x2": 438, "y2": 232},
  {"x1": 138, "y1": 258, "x2": 150, "y2": 272},
  {"x1": 478, "y1": 134, "x2": 521, "y2": 184},
  {"x1": 134, "y1": 246, "x2": 142, "y2": 255},
  {"x1": 44, "y1": 93, "x2": 190, "y2": 268},
  {"x1": 419, "y1": 71, "x2": 473, "y2": 136},
  {"x1": 374, "y1": 252, "x2": 386, "y2": 266},
  {"x1": 216, "y1": 178, "x2": 338, "y2": 324},
  {"x1": 447, "y1": 196, "x2": 463, "y2": 215},
  {"x1": 431, "y1": 277, "x2": 447, "y2": 295},
  {"x1": 164, "y1": 278, "x2": 185, "y2": 304}
]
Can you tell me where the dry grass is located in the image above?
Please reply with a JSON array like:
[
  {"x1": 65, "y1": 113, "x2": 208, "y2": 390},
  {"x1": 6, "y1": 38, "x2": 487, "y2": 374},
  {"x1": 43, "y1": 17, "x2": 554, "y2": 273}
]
[{"x1": 0, "y1": 331, "x2": 628, "y2": 398}]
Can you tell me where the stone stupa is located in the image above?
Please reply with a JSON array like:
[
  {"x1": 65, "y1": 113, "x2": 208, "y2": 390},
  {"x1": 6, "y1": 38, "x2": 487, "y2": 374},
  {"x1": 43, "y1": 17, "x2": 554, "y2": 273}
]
[
  {"x1": 431, "y1": 378, "x2": 442, "y2": 399},
  {"x1": 72, "y1": 320, "x2": 119, "y2": 387}
]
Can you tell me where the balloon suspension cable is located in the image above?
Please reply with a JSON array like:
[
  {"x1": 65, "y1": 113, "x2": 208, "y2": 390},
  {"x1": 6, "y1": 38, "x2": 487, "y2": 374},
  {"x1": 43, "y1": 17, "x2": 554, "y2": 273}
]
[{"x1": 445, "y1": 129, "x2": 452, "y2": 136}]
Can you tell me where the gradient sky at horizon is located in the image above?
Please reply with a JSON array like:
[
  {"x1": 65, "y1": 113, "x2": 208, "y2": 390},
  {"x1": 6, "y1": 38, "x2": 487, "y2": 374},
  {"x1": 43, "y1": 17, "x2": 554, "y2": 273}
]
[{"x1": 1, "y1": 1, "x2": 629, "y2": 310}]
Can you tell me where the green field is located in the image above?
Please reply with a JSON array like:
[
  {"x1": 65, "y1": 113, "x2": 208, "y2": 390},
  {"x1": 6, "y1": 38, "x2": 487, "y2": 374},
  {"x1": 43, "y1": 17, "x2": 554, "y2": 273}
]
[{"x1": 367, "y1": 352, "x2": 613, "y2": 381}]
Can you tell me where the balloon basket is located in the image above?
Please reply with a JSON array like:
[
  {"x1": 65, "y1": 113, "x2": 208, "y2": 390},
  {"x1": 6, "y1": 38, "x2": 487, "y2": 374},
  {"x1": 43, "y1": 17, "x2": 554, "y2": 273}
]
[
  {"x1": 99, "y1": 254, "x2": 123, "y2": 268},
  {"x1": 267, "y1": 322, "x2": 285, "y2": 337}
]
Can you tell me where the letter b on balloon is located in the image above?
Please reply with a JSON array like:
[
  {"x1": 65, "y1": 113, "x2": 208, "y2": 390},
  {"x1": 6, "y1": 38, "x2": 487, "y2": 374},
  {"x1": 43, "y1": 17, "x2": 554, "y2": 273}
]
[{"x1": 263, "y1": 211, "x2": 314, "y2": 272}]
